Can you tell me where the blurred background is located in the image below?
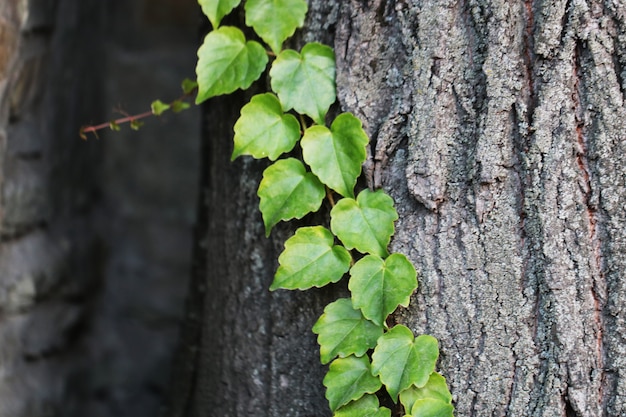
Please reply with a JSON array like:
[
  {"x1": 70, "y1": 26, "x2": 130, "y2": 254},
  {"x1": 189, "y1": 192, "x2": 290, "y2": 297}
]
[{"x1": 0, "y1": 1, "x2": 200, "y2": 416}]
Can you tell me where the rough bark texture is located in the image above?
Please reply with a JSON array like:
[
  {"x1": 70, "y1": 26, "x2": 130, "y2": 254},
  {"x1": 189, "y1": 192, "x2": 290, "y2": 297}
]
[{"x1": 173, "y1": 1, "x2": 626, "y2": 417}]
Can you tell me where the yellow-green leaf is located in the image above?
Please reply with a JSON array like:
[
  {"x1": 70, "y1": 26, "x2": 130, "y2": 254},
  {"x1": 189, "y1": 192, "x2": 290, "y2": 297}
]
[{"x1": 244, "y1": 0, "x2": 307, "y2": 54}]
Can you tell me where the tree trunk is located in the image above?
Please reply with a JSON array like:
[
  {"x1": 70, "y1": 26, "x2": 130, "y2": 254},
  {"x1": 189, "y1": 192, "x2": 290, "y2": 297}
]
[{"x1": 171, "y1": 1, "x2": 626, "y2": 416}]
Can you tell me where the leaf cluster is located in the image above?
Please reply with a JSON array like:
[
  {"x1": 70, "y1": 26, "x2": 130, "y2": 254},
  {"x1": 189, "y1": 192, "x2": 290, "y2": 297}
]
[{"x1": 193, "y1": 1, "x2": 454, "y2": 416}]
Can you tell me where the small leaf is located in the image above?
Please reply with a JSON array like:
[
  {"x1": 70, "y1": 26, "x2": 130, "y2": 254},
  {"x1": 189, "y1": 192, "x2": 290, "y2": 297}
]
[
  {"x1": 334, "y1": 395, "x2": 391, "y2": 417},
  {"x1": 151, "y1": 99, "x2": 170, "y2": 116},
  {"x1": 371, "y1": 325, "x2": 439, "y2": 402},
  {"x1": 196, "y1": 26, "x2": 268, "y2": 103},
  {"x1": 301, "y1": 113, "x2": 368, "y2": 198},
  {"x1": 324, "y1": 356, "x2": 382, "y2": 411},
  {"x1": 399, "y1": 373, "x2": 453, "y2": 413},
  {"x1": 330, "y1": 189, "x2": 398, "y2": 257},
  {"x1": 271, "y1": 227, "x2": 351, "y2": 291},
  {"x1": 130, "y1": 120, "x2": 144, "y2": 131},
  {"x1": 312, "y1": 298, "x2": 383, "y2": 364},
  {"x1": 245, "y1": 0, "x2": 308, "y2": 54},
  {"x1": 349, "y1": 254, "x2": 417, "y2": 326},
  {"x1": 198, "y1": 0, "x2": 241, "y2": 28},
  {"x1": 411, "y1": 399, "x2": 454, "y2": 417},
  {"x1": 109, "y1": 121, "x2": 121, "y2": 131},
  {"x1": 270, "y1": 42, "x2": 335, "y2": 124},
  {"x1": 171, "y1": 100, "x2": 191, "y2": 113},
  {"x1": 233, "y1": 93, "x2": 301, "y2": 161},
  {"x1": 181, "y1": 78, "x2": 198, "y2": 94},
  {"x1": 258, "y1": 158, "x2": 325, "y2": 235}
]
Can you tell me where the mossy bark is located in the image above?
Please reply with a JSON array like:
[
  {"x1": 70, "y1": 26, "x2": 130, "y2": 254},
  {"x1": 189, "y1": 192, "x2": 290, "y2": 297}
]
[{"x1": 173, "y1": 1, "x2": 626, "y2": 416}]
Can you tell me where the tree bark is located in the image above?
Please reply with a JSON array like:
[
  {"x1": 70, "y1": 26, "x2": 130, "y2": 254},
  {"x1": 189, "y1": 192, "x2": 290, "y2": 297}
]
[{"x1": 173, "y1": 1, "x2": 626, "y2": 416}]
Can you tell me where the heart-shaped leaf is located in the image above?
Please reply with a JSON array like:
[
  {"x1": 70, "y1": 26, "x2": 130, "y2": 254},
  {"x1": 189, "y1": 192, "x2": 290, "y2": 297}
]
[
  {"x1": 399, "y1": 372, "x2": 453, "y2": 414},
  {"x1": 232, "y1": 93, "x2": 301, "y2": 161},
  {"x1": 258, "y1": 158, "x2": 325, "y2": 235},
  {"x1": 198, "y1": 0, "x2": 241, "y2": 28},
  {"x1": 271, "y1": 227, "x2": 351, "y2": 290},
  {"x1": 334, "y1": 395, "x2": 391, "y2": 417},
  {"x1": 312, "y1": 298, "x2": 383, "y2": 364},
  {"x1": 301, "y1": 113, "x2": 368, "y2": 198},
  {"x1": 270, "y1": 42, "x2": 335, "y2": 124},
  {"x1": 244, "y1": 0, "x2": 308, "y2": 54},
  {"x1": 324, "y1": 356, "x2": 382, "y2": 411},
  {"x1": 349, "y1": 254, "x2": 417, "y2": 326},
  {"x1": 196, "y1": 26, "x2": 268, "y2": 103},
  {"x1": 330, "y1": 189, "x2": 398, "y2": 257},
  {"x1": 371, "y1": 325, "x2": 439, "y2": 402}
]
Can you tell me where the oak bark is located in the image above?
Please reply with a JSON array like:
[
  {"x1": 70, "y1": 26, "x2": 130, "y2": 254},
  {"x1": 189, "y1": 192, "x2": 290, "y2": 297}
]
[{"x1": 172, "y1": 1, "x2": 626, "y2": 416}]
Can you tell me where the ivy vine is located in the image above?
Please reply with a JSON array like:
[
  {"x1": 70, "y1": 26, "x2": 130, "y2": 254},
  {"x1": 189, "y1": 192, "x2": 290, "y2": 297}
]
[{"x1": 83, "y1": 1, "x2": 455, "y2": 416}]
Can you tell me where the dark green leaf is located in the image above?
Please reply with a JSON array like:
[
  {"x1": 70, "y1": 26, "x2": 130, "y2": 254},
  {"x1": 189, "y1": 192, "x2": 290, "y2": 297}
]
[
  {"x1": 258, "y1": 158, "x2": 325, "y2": 235},
  {"x1": 232, "y1": 93, "x2": 301, "y2": 161},
  {"x1": 271, "y1": 227, "x2": 351, "y2": 291},
  {"x1": 181, "y1": 78, "x2": 198, "y2": 95},
  {"x1": 195, "y1": 26, "x2": 268, "y2": 103},
  {"x1": 312, "y1": 298, "x2": 383, "y2": 364},
  {"x1": 371, "y1": 325, "x2": 439, "y2": 402},
  {"x1": 324, "y1": 356, "x2": 382, "y2": 411},
  {"x1": 301, "y1": 113, "x2": 368, "y2": 198},
  {"x1": 270, "y1": 42, "x2": 335, "y2": 124},
  {"x1": 245, "y1": 0, "x2": 307, "y2": 54},
  {"x1": 349, "y1": 254, "x2": 417, "y2": 326},
  {"x1": 330, "y1": 189, "x2": 398, "y2": 257}
]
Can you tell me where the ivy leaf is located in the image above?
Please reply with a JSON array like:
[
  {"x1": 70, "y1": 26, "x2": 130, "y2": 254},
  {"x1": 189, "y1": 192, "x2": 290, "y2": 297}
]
[
  {"x1": 245, "y1": 0, "x2": 308, "y2": 54},
  {"x1": 196, "y1": 26, "x2": 268, "y2": 104},
  {"x1": 198, "y1": 0, "x2": 241, "y2": 29},
  {"x1": 270, "y1": 43, "x2": 336, "y2": 124},
  {"x1": 371, "y1": 325, "x2": 439, "y2": 402},
  {"x1": 323, "y1": 356, "x2": 382, "y2": 411},
  {"x1": 334, "y1": 395, "x2": 391, "y2": 417},
  {"x1": 399, "y1": 373, "x2": 453, "y2": 414},
  {"x1": 232, "y1": 93, "x2": 301, "y2": 161},
  {"x1": 411, "y1": 399, "x2": 455, "y2": 417},
  {"x1": 312, "y1": 298, "x2": 383, "y2": 364},
  {"x1": 330, "y1": 189, "x2": 398, "y2": 258},
  {"x1": 349, "y1": 254, "x2": 417, "y2": 327},
  {"x1": 301, "y1": 113, "x2": 368, "y2": 198},
  {"x1": 181, "y1": 78, "x2": 198, "y2": 95},
  {"x1": 258, "y1": 158, "x2": 325, "y2": 235},
  {"x1": 151, "y1": 100, "x2": 170, "y2": 116},
  {"x1": 271, "y1": 227, "x2": 350, "y2": 291}
]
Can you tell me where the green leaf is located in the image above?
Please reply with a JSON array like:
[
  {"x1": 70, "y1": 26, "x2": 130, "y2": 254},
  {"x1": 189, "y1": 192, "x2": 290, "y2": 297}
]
[
  {"x1": 371, "y1": 325, "x2": 439, "y2": 402},
  {"x1": 151, "y1": 100, "x2": 170, "y2": 116},
  {"x1": 195, "y1": 26, "x2": 268, "y2": 104},
  {"x1": 198, "y1": 0, "x2": 241, "y2": 28},
  {"x1": 323, "y1": 356, "x2": 382, "y2": 411},
  {"x1": 258, "y1": 158, "x2": 325, "y2": 235},
  {"x1": 270, "y1": 42, "x2": 336, "y2": 124},
  {"x1": 271, "y1": 227, "x2": 351, "y2": 291},
  {"x1": 312, "y1": 298, "x2": 383, "y2": 364},
  {"x1": 171, "y1": 100, "x2": 191, "y2": 113},
  {"x1": 334, "y1": 395, "x2": 391, "y2": 417},
  {"x1": 245, "y1": 0, "x2": 308, "y2": 54},
  {"x1": 301, "y1": 113, "x2": 368, "y2": 198},
  {"x1": 330, "y1": 189, "x2": 398, "y2": 257},
  {"x1": 181, "y1": 78, "x2": 198, "y2": 95},
  {"x1": 411, "y1": 399, "x2": 454, "y2": 417},
  {"x1": 399, "y1": 373, "x2": 453, "y2": 413},
  {"x1": 232, "y1": 93, "x2": 301, "y2": 161},
  {"x1": 349, "y1": 254, "x2": 417, "y2": 326}
]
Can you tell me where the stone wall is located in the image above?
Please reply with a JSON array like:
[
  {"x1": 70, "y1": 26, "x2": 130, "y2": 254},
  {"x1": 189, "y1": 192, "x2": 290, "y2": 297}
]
[
  {"x1": 0, "y1": 0, "x2": 106, "y2": 416},
  {"x1": 0, "y1": 1, "x2": 199, "y2": 416}
]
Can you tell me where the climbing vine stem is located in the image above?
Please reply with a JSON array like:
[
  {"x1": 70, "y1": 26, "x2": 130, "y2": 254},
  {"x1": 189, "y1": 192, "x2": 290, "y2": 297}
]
[{"x1": 84, "y1": 1, "x2": 455, "y2": 416}]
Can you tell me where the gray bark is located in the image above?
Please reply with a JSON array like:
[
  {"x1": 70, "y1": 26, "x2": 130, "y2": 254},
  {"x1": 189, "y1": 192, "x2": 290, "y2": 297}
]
[{"x1": 173, "y1": 1, "x2": 626, "y2": 416}]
